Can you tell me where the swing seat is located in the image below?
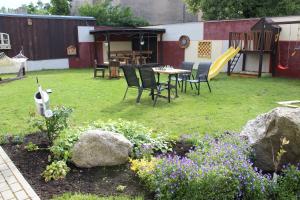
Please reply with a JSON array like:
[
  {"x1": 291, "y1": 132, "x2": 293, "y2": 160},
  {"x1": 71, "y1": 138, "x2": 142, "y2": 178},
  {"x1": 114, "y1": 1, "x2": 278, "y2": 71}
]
[{"x1": 277, "y1": 64, "x2": 288, "y2": 70}]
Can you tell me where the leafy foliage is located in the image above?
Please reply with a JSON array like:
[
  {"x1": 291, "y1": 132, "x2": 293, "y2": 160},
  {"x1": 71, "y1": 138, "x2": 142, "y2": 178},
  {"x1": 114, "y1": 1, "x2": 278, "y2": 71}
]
[
  {"x1": 183, "y1": 0, "x2": 300, "y2": 20},
  {"x1": 272, "y1": 165, "x2": 300, "y2": 200},
  {"x1": 30, "y1": 106, "x2": 73, "y2": 145},
  {"x1": 42, "y1": 160, "x2": 70, "y2": 182},
  {"x1": 49, "y1": 0, "x2": 71, "y2": 15},
  {"x1": 79, "y1": 0, "x2": 149, "y2": 26},
  {"x1": 92, "y1": 119, "x2": 172, "y2": 158},
  {"x1": 24, "y1": 142, "x2": 39, "y2": 152},
  {"x1": 23, "y1": 0, "x2": 51, "y2": 15},
  {"x1": 131, "y1": 134, "x2": 271, "y2": 200},
  {"x1": 50, "y1": 128, "x2": 81, "y2": 161}
]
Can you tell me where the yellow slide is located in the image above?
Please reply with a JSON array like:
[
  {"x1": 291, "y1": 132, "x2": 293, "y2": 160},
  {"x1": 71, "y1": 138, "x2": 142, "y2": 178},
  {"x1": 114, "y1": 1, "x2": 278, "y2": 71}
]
[{"x1": 208, "y1": 47, "x2": 240, "y2": 80}]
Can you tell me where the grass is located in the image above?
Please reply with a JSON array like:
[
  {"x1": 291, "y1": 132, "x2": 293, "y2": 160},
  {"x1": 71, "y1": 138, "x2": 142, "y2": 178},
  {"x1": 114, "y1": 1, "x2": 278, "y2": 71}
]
[
  {"x1": 52, "y1": 193, "x2": 143, "y2": 200},
  {"x1": 0, "y1": 69, "x2": 299, "y2": 138}
]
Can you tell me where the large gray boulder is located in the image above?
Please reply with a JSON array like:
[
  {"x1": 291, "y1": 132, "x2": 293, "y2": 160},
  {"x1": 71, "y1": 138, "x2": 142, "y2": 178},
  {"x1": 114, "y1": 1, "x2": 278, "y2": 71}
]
[
  {"x1": 241, "y1": 107, "x2": 300, "y2": 171},
  {"x1": 71, "y1": 130, "x2": 133, "y2": 168}
]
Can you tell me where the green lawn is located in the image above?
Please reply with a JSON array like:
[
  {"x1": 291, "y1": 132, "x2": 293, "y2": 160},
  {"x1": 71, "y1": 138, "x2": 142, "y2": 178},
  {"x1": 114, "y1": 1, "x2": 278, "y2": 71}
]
[{"x1": 0, "y1": 69, "x2": 299, "y2": 138}]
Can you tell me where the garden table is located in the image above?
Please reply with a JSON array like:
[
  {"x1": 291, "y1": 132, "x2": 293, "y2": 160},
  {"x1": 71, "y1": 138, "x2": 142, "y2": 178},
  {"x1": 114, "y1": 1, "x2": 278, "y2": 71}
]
[{"x1": 152, "y1": 67, "x2": 191, "y2": 103}]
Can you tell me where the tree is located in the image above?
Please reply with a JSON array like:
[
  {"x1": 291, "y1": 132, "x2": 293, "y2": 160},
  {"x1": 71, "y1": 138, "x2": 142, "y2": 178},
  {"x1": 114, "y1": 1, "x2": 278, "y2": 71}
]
[
  {"x1": 79, "y1": 0, "x2": 149, "y2": 27},
  {"x1": 183, "y1": 0, "x2": 300, "y2": 20},
  {"x1": 49, "y1": 0, "x2": 71, "y2": 15},
  {"x1": 22, "y1": 1, "x2": 50, "y2": 15}
]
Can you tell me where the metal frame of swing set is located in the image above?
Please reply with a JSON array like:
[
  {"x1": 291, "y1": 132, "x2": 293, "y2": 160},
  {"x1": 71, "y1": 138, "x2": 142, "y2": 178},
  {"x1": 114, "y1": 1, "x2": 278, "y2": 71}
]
[
  {"x1": 0, "y1": 52, "x2": 27, "y2": 84},
  {"x1": 266, "y1": 20, "x2": 300, "y2": 72}
]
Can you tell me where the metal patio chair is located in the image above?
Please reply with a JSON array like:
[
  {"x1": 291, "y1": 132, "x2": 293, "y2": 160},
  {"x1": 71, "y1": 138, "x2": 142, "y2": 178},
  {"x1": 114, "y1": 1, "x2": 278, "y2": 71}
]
[
  {"x1": 121, "y1": 65, "x2": 141, "y2": 103},
  {"x1": 185, "y1": 62, "x2": 212, "y2": 95},
  {"x1": 138, "y1": 68, "x2": 168, "y2": 106},
  {"x1": 94, "y1": 59, "x2": 107, "y2": 78},
  {"x1": 171, "y1": 61, "x2": 194, "y2": 91}
]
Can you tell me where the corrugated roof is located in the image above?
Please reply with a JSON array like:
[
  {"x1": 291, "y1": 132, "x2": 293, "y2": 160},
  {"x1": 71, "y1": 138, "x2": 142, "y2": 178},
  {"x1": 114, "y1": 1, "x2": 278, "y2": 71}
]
[
  {"x1": 90, "y1": 27, "x2": 165, "y2": 34},
  {"x1": 0, "y1": 13, "x2": 95, "y2": 21}
]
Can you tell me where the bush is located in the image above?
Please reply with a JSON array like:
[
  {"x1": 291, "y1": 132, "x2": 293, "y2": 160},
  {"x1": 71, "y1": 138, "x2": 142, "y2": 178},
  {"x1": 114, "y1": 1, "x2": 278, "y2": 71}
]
[
  {"x1": 131, "y1": 134, "x2": 270, "y2": 200},
  {"x1": 92, "y1": 119, "x2": 172, "y2": 158},
  {"x1": 30, "y1": 106, "x2": 73, "y2": 145},
  {"x1": 272, "y1": 165, "x2": 300, "y2": 199},
  {"x1": 50, "y1": 128, "x2": 81, "y2": 161},
  {"x1": 42, "y1": 160, "x2": 70, "y2": 182},
  {"x1": 24, "y1": 142, "x2": 39, "y2": 152}
]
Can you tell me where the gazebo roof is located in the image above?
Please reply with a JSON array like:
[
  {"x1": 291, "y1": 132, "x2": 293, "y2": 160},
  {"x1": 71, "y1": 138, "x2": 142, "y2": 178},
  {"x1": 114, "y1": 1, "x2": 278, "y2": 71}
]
[{"x1": 90, "y1": 27, "x2": 166, "y2": 35}]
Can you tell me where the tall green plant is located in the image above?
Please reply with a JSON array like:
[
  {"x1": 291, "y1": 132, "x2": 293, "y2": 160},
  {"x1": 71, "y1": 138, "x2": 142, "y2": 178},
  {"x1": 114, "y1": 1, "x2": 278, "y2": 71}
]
[
  {"x1": 183, "y1": 0, "x2": 300, "y2": 20},
  {"x1": 30, "y1": 106, "x2": 73, "y2": 145},
  {"x1": 79, "y1": 0, "x2": 149, "y2": 27}
]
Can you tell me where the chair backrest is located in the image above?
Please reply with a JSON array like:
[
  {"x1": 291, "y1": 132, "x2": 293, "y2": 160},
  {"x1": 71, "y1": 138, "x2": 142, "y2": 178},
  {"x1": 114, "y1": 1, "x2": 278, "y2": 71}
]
[
  {"x1": 196, "y1": 62, "x2": 212, "y2": 79},
  {"x1": 181, "y1": 62, "x2": 194, "y2": 71},
  {"x1": 109, "y1": 60, "x2": 120, "y2": 68},
  {"x1": 94, "y1": 59, "x2": 97, "y2": 69},
  {"x1": 138, "y1": 68, "x2": 157, "y2": 89},
  {"x1": 140, "y1": 63, "x2": 160, "y2": 69},
  {"x1": 121, "y1": 65, "x2": 140, "y2": 87}
]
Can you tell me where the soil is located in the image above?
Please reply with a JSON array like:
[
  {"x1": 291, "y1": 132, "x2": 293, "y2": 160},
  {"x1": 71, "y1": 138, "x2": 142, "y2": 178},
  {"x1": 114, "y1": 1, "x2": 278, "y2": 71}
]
[{"x1": 2, "y1": 133, "x2": 193, "y2": 200}]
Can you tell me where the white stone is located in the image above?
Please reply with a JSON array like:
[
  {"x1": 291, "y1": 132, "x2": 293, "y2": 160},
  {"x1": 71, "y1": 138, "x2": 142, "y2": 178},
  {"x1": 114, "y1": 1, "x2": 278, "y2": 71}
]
[{"x1": 71, "y1": 130, "x2": 133, "y2": 168}]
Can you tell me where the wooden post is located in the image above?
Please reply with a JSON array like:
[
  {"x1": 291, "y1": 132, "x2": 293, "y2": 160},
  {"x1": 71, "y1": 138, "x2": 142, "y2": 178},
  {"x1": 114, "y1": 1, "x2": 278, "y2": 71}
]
[
  {"x1": 242, "y1": 53, "x2": 247, "y2": 71},
  {"x1": 159, "y1": 33, "x2": 163, "y2": 65},
  {"x1": 107, "y1": 33, "x2": 111, "y2": 62},
  {"x1": 227, "y1": 32, "x2": 232, "y2": 75},
  {"x1": 258, "y1": 18, "x2": 265, "y2": 78}
]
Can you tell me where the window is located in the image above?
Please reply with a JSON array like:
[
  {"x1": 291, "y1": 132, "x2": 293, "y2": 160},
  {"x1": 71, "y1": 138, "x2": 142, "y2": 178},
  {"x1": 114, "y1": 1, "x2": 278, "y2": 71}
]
[
  {"x1": 198, "y1": 41, "x2": 212, "y2": 58},
  {"x1": 0, "y1": 33, "x2": 11, "y2": 49}
]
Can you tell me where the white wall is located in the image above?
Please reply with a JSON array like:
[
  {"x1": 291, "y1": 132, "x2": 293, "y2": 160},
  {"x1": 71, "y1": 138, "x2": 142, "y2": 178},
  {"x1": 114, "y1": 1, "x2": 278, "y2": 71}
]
[
  {"x1": 27, "y1": 59, "x2": 69, "y2": 71},
  {"x1": 78, "y1": 26, "x2": 95, "y2": 43},
  {"x1": 271, "y1": 16, "x2": 300, "y2": 41},
  {"x1": 147, "y1": 22, "x2": 204, "y2": 41},
  {"x1": 103, "y1": 41, "x2": 132, "y2": 62}
]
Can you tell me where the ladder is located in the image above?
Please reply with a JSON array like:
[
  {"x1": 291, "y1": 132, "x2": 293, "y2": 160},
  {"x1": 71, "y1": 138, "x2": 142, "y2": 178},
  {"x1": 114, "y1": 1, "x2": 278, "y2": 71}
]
[{"x1": 229, "y1": 53, "x2": 241, "y2": 73}]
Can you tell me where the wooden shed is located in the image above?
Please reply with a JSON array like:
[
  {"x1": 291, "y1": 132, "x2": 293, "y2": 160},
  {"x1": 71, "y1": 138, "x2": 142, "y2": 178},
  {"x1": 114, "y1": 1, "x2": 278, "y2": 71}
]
[{"x1": 0, "y1": 13, "x2": 96, "y2": 60}]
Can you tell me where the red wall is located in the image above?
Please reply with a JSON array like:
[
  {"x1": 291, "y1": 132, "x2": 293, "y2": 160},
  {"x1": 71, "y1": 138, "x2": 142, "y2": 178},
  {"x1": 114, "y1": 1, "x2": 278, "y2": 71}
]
[
  {"x1": 159, "y1": 41, "x2": 184, "y2": 68},
  {"x1": 204, "y1": 19, "x2": 259, "y2": 40},
  {"x1": 275, "y1": 41, "x2": 300, "y2": 78},
  {"x1": 69, "y1": 42, "x2": 103, "y2": 68}
]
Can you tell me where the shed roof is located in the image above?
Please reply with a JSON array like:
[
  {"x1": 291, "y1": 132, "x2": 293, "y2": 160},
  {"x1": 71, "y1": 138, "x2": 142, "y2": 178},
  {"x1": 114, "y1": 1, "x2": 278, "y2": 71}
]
[
  {"x1": 90, "y1": 27, "x2": 166, "y2": 35},
  {"x1": 0, "y1": 13, "x2": 95, "y2": 21}
]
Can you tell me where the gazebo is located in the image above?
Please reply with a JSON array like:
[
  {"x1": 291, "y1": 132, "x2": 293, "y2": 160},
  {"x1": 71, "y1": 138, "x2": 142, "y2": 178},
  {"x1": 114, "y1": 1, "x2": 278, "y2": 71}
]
[{"x1": 90, "y1": 27, "x2": 166, "y2": 65}]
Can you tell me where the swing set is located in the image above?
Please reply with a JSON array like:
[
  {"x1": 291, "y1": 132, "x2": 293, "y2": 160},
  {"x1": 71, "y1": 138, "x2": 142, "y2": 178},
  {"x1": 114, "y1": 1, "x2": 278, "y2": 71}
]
[{"x1": 275, "y1": 22, "x2": 300, "y2": 70}]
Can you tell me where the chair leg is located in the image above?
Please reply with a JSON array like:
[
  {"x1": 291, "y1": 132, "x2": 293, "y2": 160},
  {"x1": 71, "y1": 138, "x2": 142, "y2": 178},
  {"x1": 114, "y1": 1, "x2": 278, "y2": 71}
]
[
  {"x1": 136, "y1": 88, "x2": 143, "y2": 103},
  {"x1": 94, "y1": 70, "x2": 97, "y2": 78},
  {"x1": 190, "y1": 82, "x2": 194, "y2": 90},
  {"x1": 181, "y1": 80, "x2": 184, "y2": 92},
  {"x1": 153, "y1": 87, "x2": 161, "y2": 106},
  {"x1": 102, "y1": 69, "x2": 105, "y2": 78},
  {"x1": 123, "y1": 87, "x2": 129, "y2": 100},
  {"x1": 184, "y1": 81, "x2": 187, "y2": 93},
  {"x1": 197, "y1": 82, "x2": 200, "y2": 95},
  {"x1": 207, "y1": 81, "x2": 212, "y2": 93},
  {"x1": 151, "y1": 89, "x2": 154, "y2": 100}
]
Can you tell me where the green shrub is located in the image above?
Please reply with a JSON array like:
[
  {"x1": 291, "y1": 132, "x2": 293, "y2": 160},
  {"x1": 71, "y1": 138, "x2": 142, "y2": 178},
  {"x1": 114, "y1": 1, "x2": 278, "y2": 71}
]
[
  {"x1": 50, "y1": 129, "x2": 81, "y2": 161},
  {"x1": 92, "y1": 119, "x2": 172, "y2": 158},
  {"x1": 30, "y1": 106, "x2": 73, "y2": 145},
  {"x1": 24, "y1": 142, "x2": 39, "y2": 152},
  {"x1": 131, "y1": 134, "x2": 270, "y2": 200},
  {"x1": 272, "y1": 165, "x2": 300, "y2": 199},
  {"x1": 42, "y1": 160, "x2": 70, "y2": 182}
]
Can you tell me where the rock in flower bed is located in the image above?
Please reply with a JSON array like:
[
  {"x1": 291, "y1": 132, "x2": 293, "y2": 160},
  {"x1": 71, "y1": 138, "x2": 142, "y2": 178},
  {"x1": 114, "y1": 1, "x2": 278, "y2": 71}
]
[
  {"x1": 241, "y1": 107, "x2": 300, "y2": 171},
  {"x1": 71, "y1": 130, "x2": 133, "y2": 168},
  {"x1": 130, "y1": 133, "x2": 300, "y2": 200}
]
